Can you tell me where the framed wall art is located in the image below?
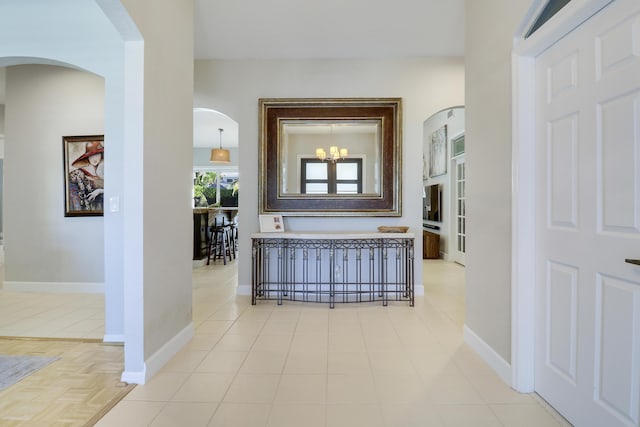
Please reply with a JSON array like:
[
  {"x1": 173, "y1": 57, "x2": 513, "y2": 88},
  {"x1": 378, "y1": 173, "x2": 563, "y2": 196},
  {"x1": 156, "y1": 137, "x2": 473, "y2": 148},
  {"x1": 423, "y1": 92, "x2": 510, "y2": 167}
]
[
  {"x1": 429, "y1": 125, "x2": 447, "y2": 177},
  {"x1": 63, "y1": 135, "x2": 104, "y2": 217}
]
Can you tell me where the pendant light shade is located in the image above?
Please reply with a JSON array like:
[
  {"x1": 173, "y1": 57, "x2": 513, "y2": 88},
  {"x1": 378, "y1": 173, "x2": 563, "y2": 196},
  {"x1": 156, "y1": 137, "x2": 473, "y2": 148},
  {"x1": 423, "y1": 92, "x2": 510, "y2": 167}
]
[{"x1": 210, "y1": 128, "x2": 230, "y2": 163}]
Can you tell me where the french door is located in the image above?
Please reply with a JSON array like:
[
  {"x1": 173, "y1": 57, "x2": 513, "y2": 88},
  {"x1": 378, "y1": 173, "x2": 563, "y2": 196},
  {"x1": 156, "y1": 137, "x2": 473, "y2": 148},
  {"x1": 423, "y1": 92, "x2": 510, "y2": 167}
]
[{"x1": 453, "y1": 157, "x2": 466, "y2": 265}]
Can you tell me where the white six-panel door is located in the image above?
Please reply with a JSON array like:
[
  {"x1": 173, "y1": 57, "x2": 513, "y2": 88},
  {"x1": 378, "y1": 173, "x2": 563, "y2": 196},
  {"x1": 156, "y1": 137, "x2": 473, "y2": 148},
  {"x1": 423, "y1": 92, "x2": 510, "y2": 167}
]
[{"x1": 534, "y1": 0, "x2": 640, "y2": 425}]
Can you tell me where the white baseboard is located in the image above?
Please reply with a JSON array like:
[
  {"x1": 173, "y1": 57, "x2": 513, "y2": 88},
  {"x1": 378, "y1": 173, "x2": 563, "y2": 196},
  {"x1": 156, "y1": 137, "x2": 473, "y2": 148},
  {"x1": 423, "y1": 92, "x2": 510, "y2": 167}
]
[
  {"x1": 414, "y1": 284, "x2": 424, "y2": 296},
  {"x1": 120, "y1": 322, "x2": 194, "y2": 385},
  {"x1": 463, "y1": 324, "x2": 512, "y2": 386},
  {"x1": 2, "y1": 281, "x2": 104, "y2": 293},
  {"x1": 144, "y1": 322, "x2": 194, "y2": 384},
  {"x1": 103, "y1": 334, "x2": 124, "y2": 343},
  {"x1": 121, "y1": 366, "x2": 146, "y2": 385}
]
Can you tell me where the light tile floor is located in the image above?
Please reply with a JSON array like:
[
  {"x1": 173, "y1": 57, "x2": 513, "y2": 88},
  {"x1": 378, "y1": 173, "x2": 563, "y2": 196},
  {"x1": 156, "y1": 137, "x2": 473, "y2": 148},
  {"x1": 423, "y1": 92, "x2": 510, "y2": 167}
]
[{"x1": 0, "y1": 256, "x2": 572, "y2": 426}]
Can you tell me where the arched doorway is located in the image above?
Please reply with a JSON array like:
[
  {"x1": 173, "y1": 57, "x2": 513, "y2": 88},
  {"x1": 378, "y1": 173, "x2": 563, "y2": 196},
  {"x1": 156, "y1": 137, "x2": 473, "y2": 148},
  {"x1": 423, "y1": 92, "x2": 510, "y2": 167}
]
[{"x1": 0, "y1": 64, "x2": 106, "y2": 338}]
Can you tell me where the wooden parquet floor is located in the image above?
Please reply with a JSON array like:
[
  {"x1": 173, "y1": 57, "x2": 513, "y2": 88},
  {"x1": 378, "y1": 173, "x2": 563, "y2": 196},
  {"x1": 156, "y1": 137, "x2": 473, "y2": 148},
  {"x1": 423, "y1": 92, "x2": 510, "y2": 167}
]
[{"x1": 0, "y1": 337, "x2": 134, "y2": 427}]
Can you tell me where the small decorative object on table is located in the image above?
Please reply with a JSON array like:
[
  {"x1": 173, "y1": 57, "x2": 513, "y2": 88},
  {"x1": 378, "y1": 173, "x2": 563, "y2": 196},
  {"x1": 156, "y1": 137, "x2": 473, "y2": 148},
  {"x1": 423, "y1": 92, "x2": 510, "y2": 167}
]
[
  {"x1": 259, "y1": 214, "x2": 285, "y2": 232},
  {"x1": 377, "y1": 226, "x2": 409, "y2": 233}
]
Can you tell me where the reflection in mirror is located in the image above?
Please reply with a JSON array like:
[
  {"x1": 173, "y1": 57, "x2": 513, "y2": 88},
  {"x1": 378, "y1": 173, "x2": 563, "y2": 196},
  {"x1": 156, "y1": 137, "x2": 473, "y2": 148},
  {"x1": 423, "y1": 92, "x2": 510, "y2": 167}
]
[{"x1": 280, "y1": 121, "x2": 380, "y2": 195}]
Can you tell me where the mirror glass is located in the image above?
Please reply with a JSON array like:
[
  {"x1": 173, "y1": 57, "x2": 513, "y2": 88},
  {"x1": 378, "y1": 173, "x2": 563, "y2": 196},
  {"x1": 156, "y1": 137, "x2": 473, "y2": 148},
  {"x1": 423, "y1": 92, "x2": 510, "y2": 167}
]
[
  {"x1": 259, "y1": 98, "x2": 402, "y2": 217},
  {"x1": 280, "y1": 121, "x2": 381, "y2": 195}
]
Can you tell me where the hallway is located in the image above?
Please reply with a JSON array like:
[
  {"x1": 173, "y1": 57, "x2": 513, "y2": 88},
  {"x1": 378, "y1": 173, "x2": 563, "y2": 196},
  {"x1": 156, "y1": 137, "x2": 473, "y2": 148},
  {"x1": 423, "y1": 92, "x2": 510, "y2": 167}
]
[
  {"x1": 96, "y1": 259, "x2": 568, "y2": 427},
  {"x1": 0, "y1": 258, "x2": 570, "y2": 426}
]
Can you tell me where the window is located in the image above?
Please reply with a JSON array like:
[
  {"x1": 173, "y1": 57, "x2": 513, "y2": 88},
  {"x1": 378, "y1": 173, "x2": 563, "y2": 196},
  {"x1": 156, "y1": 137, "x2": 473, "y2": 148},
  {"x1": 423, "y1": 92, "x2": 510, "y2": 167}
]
[
  {"x1": 301, "y1": 158, "x2": 363, "y2": 194},
  {"x1": 526, "y1": 0, "x2": 572, "y2": 38}
]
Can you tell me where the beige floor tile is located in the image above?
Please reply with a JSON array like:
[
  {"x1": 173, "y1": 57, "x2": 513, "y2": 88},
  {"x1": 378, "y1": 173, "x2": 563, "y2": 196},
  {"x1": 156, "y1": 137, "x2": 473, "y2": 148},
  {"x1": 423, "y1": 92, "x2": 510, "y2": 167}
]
[
  {"x1": 490, "y1": 403, "x2": 566, "y2": 427},
  {"x1": 184, "y1": 334, "x2": 221, "y2": 351},
  {"x1": 161, "y1": 349, "x2": 208, "y2": 373},
  {"x1": 326, "y1": 403, "x2": 385, "y2": 427},
  {"x1": 213, "y1": 333, "x2": 257, "y2": 352},
  {"x1": 363, "y1": 333, "x2": 404, "y2": 353},
  {"x1": 251, "y1": 333, "x2": 293, "y2": 352},
  {"x1": 195, "y1": 320, "x2": 234, "y2": 335},
  {"x1": 149, "y1": 402, "x2": 218, "y2": 427},
  {"x1": 452, "y1": 345, "x2": 503, "y2": 378},
  {"x1": 125, "y1": 372, "x2": 190, "y2": 401},
  {"x1": 172, "y1": 373, "x2": 234, "y2": 402},
  {"x1": 283, "y1": 350, "x2": 328, "y2": 374},
  {"x1": 466, "y1": 373, "x2": 535, "y2": 404},
  {"x1": 328, "y1": 351, "x2": 372, "y2": 374},
  {"x1": 327, "y1": 373, "x2": 378, "y2": 404},
  {"x1": 289, "y1": 333, "x2": 328, "y2": 353},
  {"x1": 328, "y1": 332, "x2": 367, "y2": 353},
  {"x1": 226, "y1": 320, "x2": 265, "y2": 336},
  {"x1": 268, "y1": 309, "x2": 301, "y2": 322},
  {"x1": 437, "y1": 404, "x2": 503, "y2": 427},
  {"x1": 275, "y1": 374, "x2": 327, "y2": 403},
  {"x1": 294, "y1": 320, "x2": 329, "y2": 335},
  {"x1": 196, "y1": 350, "x2": 247, "y2": 373},
  {"x1": 381, "y1": 403, "x2": 444, "y2": 427},
  {"x1": 207, "y1": 402, "x2": 271, "y2": 427},
  {"x1": 410, "y1": 351, "x2": 463, "y2": 381},
  {"x1": 368, "y1": 351, "x2": 416, "y2": 374},
  {"x1": 240, "y1": 351, "x2": 287, "y2": 374},
  {"x1": 94, "y1": 401, "x2": 166, "y2": 427},
  {"x1": 223, "y1": 373, "x2": 280, "y2": 403},
  {"x1": 267, "y1": 403, "x2": 325, "y2": 427},
  {"x1": 261, "y1": 319, "x2": 297, "y2": 335},
  {"x1": 424, "y1": 373, "x2": 486, "y2": 405},
  {"x1": 237, "y1": 310, "x2": 272, "y2": 323},
  {"x1": 373, "y1": 373, "x2": 427, "y2": 403}
]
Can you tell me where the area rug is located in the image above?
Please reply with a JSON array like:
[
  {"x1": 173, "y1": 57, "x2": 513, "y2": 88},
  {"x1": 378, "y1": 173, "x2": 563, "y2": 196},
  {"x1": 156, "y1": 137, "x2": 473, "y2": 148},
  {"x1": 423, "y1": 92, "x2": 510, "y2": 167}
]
[{"x1": 0, "y1": 354, "x2": 59, "y2": 390}]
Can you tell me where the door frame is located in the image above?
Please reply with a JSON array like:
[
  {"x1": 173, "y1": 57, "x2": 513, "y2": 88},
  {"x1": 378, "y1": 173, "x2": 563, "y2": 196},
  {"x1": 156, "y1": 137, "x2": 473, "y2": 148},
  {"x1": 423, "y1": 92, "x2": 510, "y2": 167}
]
[{"x1": 511, "y1": 0, "x2": 614, "y2": 392}]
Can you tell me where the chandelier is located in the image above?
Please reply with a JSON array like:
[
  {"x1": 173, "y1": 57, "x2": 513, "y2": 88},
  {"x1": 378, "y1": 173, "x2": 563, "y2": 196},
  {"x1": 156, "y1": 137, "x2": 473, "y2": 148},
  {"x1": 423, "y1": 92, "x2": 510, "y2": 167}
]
[
  {"x1": 315, "y1": 146, "x2": 348, "y2": 162},
  {"x1": 209, "y1": 128, "x2": 230, "y2": 163}
]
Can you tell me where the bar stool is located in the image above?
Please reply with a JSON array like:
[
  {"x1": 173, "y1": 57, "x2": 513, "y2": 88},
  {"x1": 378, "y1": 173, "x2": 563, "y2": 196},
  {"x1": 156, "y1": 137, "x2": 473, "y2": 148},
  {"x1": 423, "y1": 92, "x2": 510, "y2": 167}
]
[{"x1": 207, "y1": 217, "x2": 233, "y2": 265}]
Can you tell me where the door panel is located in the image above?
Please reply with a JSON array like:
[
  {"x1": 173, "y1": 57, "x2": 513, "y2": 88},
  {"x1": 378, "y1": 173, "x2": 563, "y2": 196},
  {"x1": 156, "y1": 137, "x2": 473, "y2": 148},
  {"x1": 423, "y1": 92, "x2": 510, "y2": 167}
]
[{"x1": 535, "y1": 1, "x2": 640, "y2": 426}]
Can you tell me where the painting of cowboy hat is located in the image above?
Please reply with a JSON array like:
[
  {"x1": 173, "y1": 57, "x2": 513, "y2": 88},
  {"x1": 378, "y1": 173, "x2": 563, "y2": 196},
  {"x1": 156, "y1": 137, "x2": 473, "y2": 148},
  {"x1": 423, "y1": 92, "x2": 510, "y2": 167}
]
[{"x1": 63, "y1": 135, "x2": 104, "y2": 217}]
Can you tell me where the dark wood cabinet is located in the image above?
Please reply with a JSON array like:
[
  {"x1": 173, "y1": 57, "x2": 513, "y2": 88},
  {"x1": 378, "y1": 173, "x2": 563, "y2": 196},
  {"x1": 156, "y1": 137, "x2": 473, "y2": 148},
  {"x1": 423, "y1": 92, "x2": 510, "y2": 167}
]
[
  {"x1": 423, "y1": 230, "x2": 440, "y2": 259},
  {"x1": 193, "y1": 211, "x2": 210, "y2": 260}
]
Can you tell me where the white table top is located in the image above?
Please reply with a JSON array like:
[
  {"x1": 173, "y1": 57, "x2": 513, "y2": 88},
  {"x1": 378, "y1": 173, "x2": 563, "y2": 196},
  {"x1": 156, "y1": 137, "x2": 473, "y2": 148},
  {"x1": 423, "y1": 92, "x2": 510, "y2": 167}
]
[{"x1": 250, "y1": 231, "x2": 414, "y2": 239}]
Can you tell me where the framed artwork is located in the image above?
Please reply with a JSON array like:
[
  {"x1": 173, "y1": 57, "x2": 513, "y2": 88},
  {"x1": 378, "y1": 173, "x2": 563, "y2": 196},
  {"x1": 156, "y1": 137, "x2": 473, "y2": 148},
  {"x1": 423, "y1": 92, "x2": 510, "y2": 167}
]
[
  {"x1": 259, "y1": 214, "x2": 285, "y2": 232},
  {"x1": 63, "y1": 135, "x2": 105, "y2": 217},
  {"x1": 429, "y1": 125, "x2": 447, "y2": 177}
]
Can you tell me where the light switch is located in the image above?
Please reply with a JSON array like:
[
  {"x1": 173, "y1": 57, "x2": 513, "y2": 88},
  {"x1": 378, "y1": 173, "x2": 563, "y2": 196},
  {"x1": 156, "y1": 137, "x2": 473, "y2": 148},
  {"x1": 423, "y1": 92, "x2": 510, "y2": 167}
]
[{"x1": 109, "y1": 196, "x2": 120, "y2": 212}]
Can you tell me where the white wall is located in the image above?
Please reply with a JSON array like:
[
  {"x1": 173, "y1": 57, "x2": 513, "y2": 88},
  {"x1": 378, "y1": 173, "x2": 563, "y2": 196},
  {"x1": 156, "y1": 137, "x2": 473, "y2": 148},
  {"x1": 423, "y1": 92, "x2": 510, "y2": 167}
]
[
  {"x1": 0, "y1": 0, "x2": 127, "y2": 343},
  {"x1": 422, "y1": 106, "x2": 465, "y2": 257},
  {"x1": 120, "y1": 0, "x2": 194, "y2": 379},
  {"x1": 464, "y1": 0, "x2": 532, "y2": 363},
  {"x1": 194, "y1": 58, "x2": 465, "y2": 289},
  {"x1": 0, "y1": 0, "x2": 195, "y2": 384},
  {"x1": 4, "y1": 65, "x2": 104, "y2": 287}
]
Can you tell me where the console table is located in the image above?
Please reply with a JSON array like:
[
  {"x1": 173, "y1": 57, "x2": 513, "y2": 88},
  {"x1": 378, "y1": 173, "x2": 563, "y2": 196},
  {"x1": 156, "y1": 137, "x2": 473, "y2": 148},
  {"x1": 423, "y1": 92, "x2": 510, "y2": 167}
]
[{"x1": 251, "y1": 232, "x2": 414, "y2": 308}]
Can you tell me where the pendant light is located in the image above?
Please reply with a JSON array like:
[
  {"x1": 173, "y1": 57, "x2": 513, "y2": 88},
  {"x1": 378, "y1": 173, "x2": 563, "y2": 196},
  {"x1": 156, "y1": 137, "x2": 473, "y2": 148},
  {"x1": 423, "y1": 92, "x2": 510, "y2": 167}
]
[{"x1": 210, "y1": 128, "x2": 230, "y2": 163}]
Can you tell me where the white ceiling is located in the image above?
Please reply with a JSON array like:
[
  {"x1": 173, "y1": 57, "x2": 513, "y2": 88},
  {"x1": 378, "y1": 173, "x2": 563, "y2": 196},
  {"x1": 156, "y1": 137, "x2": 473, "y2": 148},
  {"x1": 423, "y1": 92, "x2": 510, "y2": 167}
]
[
  {"x1": 193, "y1": 108, "x2": 239, "y2": 148},
  {"x1": 192, "y1": 1, "x2": 465, "y2": 147},
  {"x1": 194, "y1": 0, "x2": 465, "y2": 59}
]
